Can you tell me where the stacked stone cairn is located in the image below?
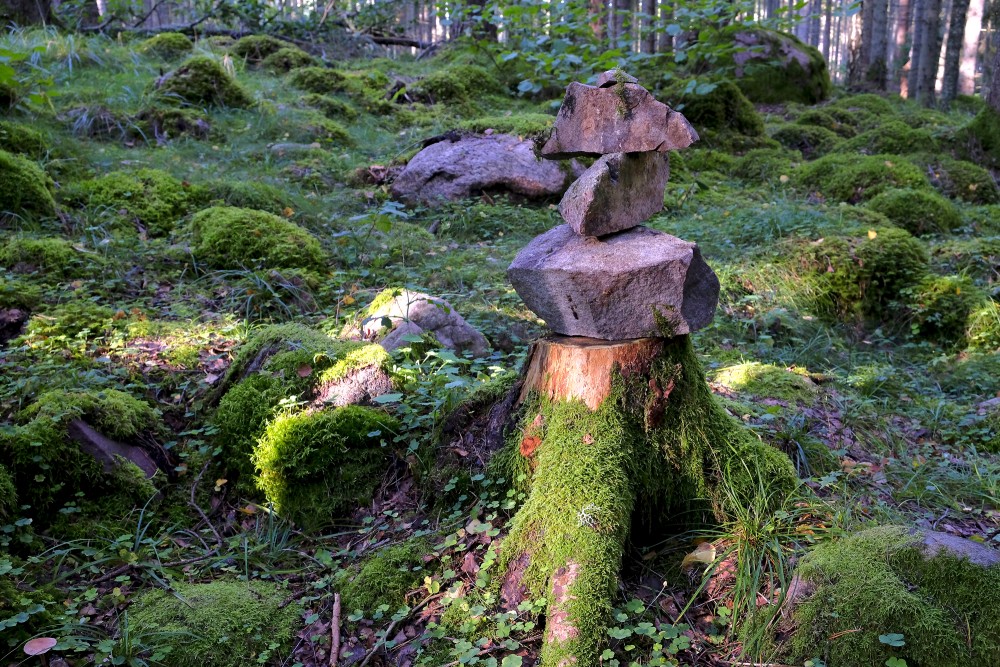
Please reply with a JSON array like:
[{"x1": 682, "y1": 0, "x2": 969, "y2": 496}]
[{"x1": 508, "y1": 71, "x2": 721, "y2": 340}]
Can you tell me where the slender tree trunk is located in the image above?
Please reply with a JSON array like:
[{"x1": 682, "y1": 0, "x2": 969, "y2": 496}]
[
  {"x1": 658, "y1": 1, "x2": 673, "y2": 53},
  {"x1": 907, "y1": 0, "x2": 927, "y2": 96},
  {"x1": 958, "y1": 0, "x2": 985, "y2": 94},
  {"x1": 915, "y1": 0, "x2": 943, "y2": 103},
  {"x1": 591, "y1": 0, "x2": 606, "y2": 41},
  {"x1": 942, "y1": 0, "x2": 972, "y2": 101},
  {"x1": 809, "y1": 0, "x2": 823, "y2": 46},
  {"x1": 611, "y1": 0, "x2": 629, "y2": 46},
  {"x1": 823, "y1": 0, "x2": 834, "y2": 62},
  {"x1": 987, "y1": 40, "x2": 1000, "y2": 112},
  {"x1": 2, "y1": 0, "x2": 54, "y2": 24},
  {"x1": 870, "y1": 0, "x2": 890, "y2": 87}
]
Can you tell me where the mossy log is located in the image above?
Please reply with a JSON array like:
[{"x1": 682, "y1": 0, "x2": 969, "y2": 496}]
[{"x1": 492, "y1": 335, "x2": 798, "y2": 667}]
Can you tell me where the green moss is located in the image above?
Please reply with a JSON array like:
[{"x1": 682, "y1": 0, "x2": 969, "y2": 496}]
[
  {"x1": 795, "y1": 109, "x2": 857, "y2": 138},
  {"x1": 931, "y1": 236, "x2": 1000, "y2": 282},
  {"x1": 959, "y1": 106, "x2": 1000, "y2": 169},
  {"x1": 189, "y1": 206, "x2": 326, "y2": 270},
  {"x1": 213, "y1": 374, "x2": 288, "y2": 484},
  {"x1": 130, "y1": 579, "x2": 301, "y2": 667},
  {"x1": 135, "y1": 105, "x2": 212, "y2": 141},
  {"x1": 0, "y1": 81, "x2": 18, "y2": 110},
  {"x1": 787, "y1": 525, "x2": 1000, "y2": 667},
  {"x1": 287, "y1": 66, "x2": 346, "y2": 94},
  {"x1": 494, "y1": 336, "x2": 797, "y2": 666},
  {"x1": 230, "y1": 34, "x2": 292, "y2": 63},
  {"x1": 0, "y1": 463, "x2": 15, "y2": 517},
  {"x1": 833, "y1": 119, "x2": 937, "y2": 156},
  {"x1": 675, "y1": 81, "x2": 764, "y2": 137},
  {"x1": 221, "y1": 322, "x2": 338, "y2": 390},
  {"x1": 713, "y1": 362, "x2": 818, "y2": 401},
  {"x1": 733, "y1": 148, "x2": 799, "y2": 183},
  {"x1": 792, "y1": 226, "x2": 930, "y2": 321},
  {"x1": 74, "y1": 168, "x2": 194, "y2": 237},
  {"x1": 683, "y1": 148, "x2": 738, "y2": 175},
  {"x1": 302, "y1": 93, "x2": 358, "y2": 121},
  {"x1": 137, "y1": 32, "x2": 194, "y2": 59},
  {"x1": 910, "y1": 155, "x2": 1000, "y2": 204},
  {"x1": 0, "y1": 149, "x2": 56, "y2": 220},
  {"x1": 832, "y1": 93, "x2": 898, "y2": 117},
  {"x1": 252, "y1": 405, "x2": 399, "y2": 528},
  {"x1": 0, "y1": 235, "x2": 87, "y2": 278},
  {"x1": 967, "y1": 301, "x2": 1000, "y2": 351},
  {"x1": 771, "y1": 123, "x2": 840, "y2": 159},
  {"x1": 0, "y1": 275, "x2": 41, "y2": 310},
  {"x1": 316, "y1": 342, "x2": 390, "y2": 385},
  {"x1": 905, "y1": 275, "x2": 984, "y2": 346},
  {"x1": 408, "y1": 64, "x2": 503, "y2": 105},
  {"x1": 261, "y1": 46, "x2": 317, "y2": 73},
  {"x1": 23, "y1": 301, "x2": 116, "y2": 340},
  {"x1": 0, "y1": 121, "x2": 46, "y2": 157},
  {"x1": 340, "y1": 538, "x2": 430, "y2": 614},
  {"x1": 795, "y1": 153, "x2": 929, "y2": 203},
  {"x1": 155, "y1": 56, "x2": 253, "y2": 108},
  {"x1": 728, "y1": 29, "x2": 831, "y2": 104},
  {"x1": 458, "y1": 112, "x2": 554, "y2": 140},
  {"x1": 0, "y1": 389, "x2": 160, "y2": 513},
  {"x1": 297, "y1": 110, "x2": 351, "y2": 145},
  {"x1": 202, "y1": 179, "x2": 288, "y2": 214},
  {"x1": 866, "y1": 188, "x2": 962, "y2": 236}
]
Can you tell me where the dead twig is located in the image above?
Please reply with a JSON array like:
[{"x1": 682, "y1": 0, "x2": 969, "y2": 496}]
[
  {"x1": 357, "y1": 593, "x2": 442, "y2": 667},
  {"x1": 330, "y1": 592, "x2": 342, "y2": 667},
  {"x1": 190, "y1": 460, "x2": 223, "y2": 548}
]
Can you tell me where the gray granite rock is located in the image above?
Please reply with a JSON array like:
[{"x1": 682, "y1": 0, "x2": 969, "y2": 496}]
[
  {"x1": 507, "y1": 225, "x2": 719, "y2": 339},
  {"x1": 363, "y1": 290, "x2": 490, "y2": 357},
  {"x1": 540, "y1": 82, "x2": 699, "y2": 159},
  {"x1": 559, "y1": 152, "x2": 670, "y2": 237}
]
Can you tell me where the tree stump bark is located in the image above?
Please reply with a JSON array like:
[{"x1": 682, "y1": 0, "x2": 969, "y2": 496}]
[{"x1": 492, "y1": 335, "x2": 799, "y2": 667}]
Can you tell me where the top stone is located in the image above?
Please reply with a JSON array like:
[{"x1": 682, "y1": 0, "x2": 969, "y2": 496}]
[{"x1": 540, "y1": 81, "x2": 699, "y2": 159}]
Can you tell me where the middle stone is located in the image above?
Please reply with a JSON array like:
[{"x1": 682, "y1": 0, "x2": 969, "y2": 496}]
[{"x1": 559, "y1": 151, "x2": 670, "y2": 237}]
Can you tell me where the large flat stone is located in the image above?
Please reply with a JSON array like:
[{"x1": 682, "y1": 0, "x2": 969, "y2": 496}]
[
  {"x1": 559, "y1": 152, "x2": 669, "y2": 237},
  {"x1": 507, "y1": 225, "x2": 719, "y2": 339},
  {"x1": 540, "y1": 82, "x2": 699, "y2": 159},
  {"x1": 390, "y1": 134, "x2": 577, "y2": 205}
]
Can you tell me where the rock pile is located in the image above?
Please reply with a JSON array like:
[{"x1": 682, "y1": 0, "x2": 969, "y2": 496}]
[{"x1": 508, "y1": 71, "x2": 720, "y2": 340}]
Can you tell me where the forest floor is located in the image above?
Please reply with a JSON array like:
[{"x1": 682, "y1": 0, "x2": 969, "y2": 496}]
[{"x1": 1, "y1": 27, "x2": 1000, "y2": 667}]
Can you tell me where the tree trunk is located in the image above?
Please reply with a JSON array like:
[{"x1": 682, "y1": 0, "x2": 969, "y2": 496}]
[
  {"x1": 657, "y1": 1, "x2": 673, "y2": 53},
  {"x1": 987, "y1": 43, "x2": 1000, "y2": 112},
  {"x1": 809, "y1": 0, "x2": 823, "y2": 46},
  {"x1": 611, "y1": 0, "x2": 630, "y2": 48},
  {"x1": 823, "y1": 0, "x2": 833, "y2": 62},
  {"x1": 958, "y1": 0, "x2": 985, "y2": 94},
  {"x1": 590, "y1": 0, "x2": 605, "y2": 41},
  {"x1": 942, "y1": 0, "x2": 973, "y2": 101},
  {"x1": 915, "y1": 0, "x2": 943, "y2": 103},
  {"x1": 641, "y1": 0, "x2": 656, "y2": 53},
  {"x1": 2, "y1": 0, "x2": 53, "y2": 24},
  {"x1": 907, "y1": 0, "x2": 927, "y2": 96},
  {"x1": 493, "y1": 335, "x2": 798, "y2": 667}
]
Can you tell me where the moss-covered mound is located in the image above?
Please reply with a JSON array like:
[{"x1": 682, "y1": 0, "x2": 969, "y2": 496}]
[
  {"x1": 968, "y1": 301, "x2": 1000, "y2": 351},
  {"x1": 833, "y1": 119, "x2": 937, "y2": 156},
  {"x1": 0, "y1": 235, "x2": 91, "y2": 278},
  {"x1": 154, "y1": 56, "x2": 253, "y2": 108},
  {"x1": 261, "y1": 46, "x2": 317, "y2": 73},
  {"x1": 674, "y1": 81, "x2": 764, "y2": 137},
  {"x1": 796, "y1": 153, "x2": 928, "y2": 203},
  {"x1": 786, "y1": 525, "x2": 1000, "y2": 667},
  {"x1": 905, "y1": 275, "x2": 984, "y2": 346},
  {"x1": 130, "y1": 579, "x2": 301, "y2": 667},
  {"x1": 253, "y1": 405, "x2": 399, "y2": 528},
  {"x1": 0, "y1": 120, "x2": 47, "y2": 157},
  {"x1": 230, "y1": 34, "x2": 292, "y2": 63},
  {"x1": 72, "y1": 168, "x2": 195, "y2": 236},
  {"x1": 792, "y1": 226, "x2": 929, "y2": 321},
  {"x1": 301, "y1": 93, "x2": 358, "y2": 121},
  {"x1": 932, "y1": 236, "x2": 1000, "y2": 283},
  {"x1": 0, "y1": 389, "x2": 159, "y2": 513},
  {"x1": 832, "y1": 92, "x2": 898, "y2": 117},
  {"x1": 795, "y1": 109, "x2": 858, "y2": 138},
  {"x1": 960, "y1": 106, "x2": 1000, "y2": 169},
  {"x1": 0, "y1": 149, "x2": 56, "y2": 219},
  {"x1": 771, "y1": 123, "x2": 840, "y2": 159},
  {"x1": 340, "y1": 538, "x2": 430, "y2": 614},
  {"x1": 203, "y1": 179, "x2": 289, "y2": 214},
  {"x1": 732, "y1": 148, "x2": 799, "y2": 183},
  {"x1": 408, "y1": 64, "x2": 504, "y2": 105},
  {"x1": 458, "y1": 112, "x2": 554, "y2": 140},
  {"x1": 865, "y1": 188, "x2": 962, "y2": 236},
  {"x1": 189, "y1": 206, "x2": 325, "y2": 270},
  {"x1": 287, "y1": 66, "x2": 346, "y2": 94},
  {"x1": 911, "y1": 155, "x2": 1000, "y2": 204},
  {"x1": 727, "y1": 28, "x2": 832, "y2": 104},
  {"x1": 135, "y1": 105, "x2": 212, "y2": 141},
  {"x1": 137, "y1": 32, "x2": 194, "y2": 59},
  {"x1": 713, "y1": 362, "x2": 818, "y2": 401}
]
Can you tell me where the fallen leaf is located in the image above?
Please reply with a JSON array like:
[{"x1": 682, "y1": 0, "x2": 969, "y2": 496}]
[{"x1": 681, "y1": 542, "x2": 717, "y2": 569}]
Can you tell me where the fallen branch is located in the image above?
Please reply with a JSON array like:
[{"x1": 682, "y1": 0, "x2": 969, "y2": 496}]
[
  {"x1": 330, "y1": 592, "x2": 341, "y2": 667},
  {"x1": 357, "y1": 593, "x2": 441, "y2": 667},
  {"x1": 66, "y1": 419, "x2": 160, "y2": 478},
  {"x1": 190, "y1": 460, "x2": 223, "y2": 548}
]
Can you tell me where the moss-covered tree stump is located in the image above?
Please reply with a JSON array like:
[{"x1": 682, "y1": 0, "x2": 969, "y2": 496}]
[{"x1": 492, "y1": 335, "x2": 798, "y2": 666}]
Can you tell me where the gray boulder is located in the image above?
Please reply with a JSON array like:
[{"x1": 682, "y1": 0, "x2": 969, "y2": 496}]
[
  {"x1": 507, "y1": 225, "x2": 719, "y2": 339},
  {"x1": 363, "y1": 290, "x2": 490, "y2": 357},
  {"x1": 390, "y1": 134, "x2": 578, "y2": 205},
  {"x1": 540, "y1": 82, "x2": 699, "y2": 159},
  {"x1": 559, "y1": 152, "x2": 670, "y2": 237}
]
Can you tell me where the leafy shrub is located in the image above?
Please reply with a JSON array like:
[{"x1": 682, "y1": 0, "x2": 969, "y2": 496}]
[
  {"x1": 865, "y1": 188, "x2": 962, "y2": 236},
  {"x1": 968, "y1": 301, "x2": 1000, "y2": 351},
  {"x1": 0, "y1": 149, "x2": 56, "y2": 220},
  {"x1": 137, "y1": 32, "x2": 194, "y2": 59},
  {"x1": 189, "y1": 206, "x2": 326, "y2": 270},
  {"x1": 71, "y1": 168, "x2": 196, "y2": 237},
  {"x1": 795, "y1": 154, "x2": 929, "y2": 203},
  {"x1": 252, "y1": 406, "x2": 399, "y2": 528},
  {"x1": 130, "y1": 579, "x2": 301, "y2": 667},
  {"x1": 0, "y1": 463, "x2": 14, "y2": 517},
  {"x1": 771, "y1": 123, "x2": 840, "y2": 159},
  {"x1": 154, "y1": 56, "x2": 253, "y2": 108}
]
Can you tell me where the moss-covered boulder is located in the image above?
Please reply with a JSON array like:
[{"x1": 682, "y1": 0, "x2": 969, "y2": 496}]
[
  {"x1": 203, "y1": 179, "x2": 289, "y2": 214},
  {"x1": 673, "y1": 80, "x2": 764, "y2": 137},
  {"x1": 727, "y1": 28, "x2": 832, "y2": 104},
  {"x1": 713, "y1": 362, "x2": 818, "y2": 401},
  {"x1": 786, "y1": 525, "x2": 1000, "y2": 667},
  {"x1": 253, "y1": 405, "x2": 399, "y2": 528},
  {"x1": 408, "y1": 64, "x2": 504, "y2": 105},
  {"x1": 130, "y1": 579, "x2": 301, "y2": 667},
  {"x1": 911, "y1": 154, "x2": 1000, "y2": 204},
  {"x1": 865, "y1": 188, "x2": 962, "y2": 236},
  {"x1": 0, "y1": 389, "x2": 160, "y2": 514},
  {"x1": 135, "y1": 106, "x2": 212, "y2": 141},
  {"x1": 0, "y1": 121, "x2": 46, "y2": 158},
  {"x1": 154, "y1": 56, "x2": 253, "y2": 108},
  {"x1": 0, "y1": 235, "x2": 93, "y2": 278},
  {"x1": 792, "y1": 226, "x2": 929, "y2": 320},
  {"x1": 0, "y1": 149, "x2": 56, "y2": 220},
  {"x1": 959, "y1": 106, "x2": 1000, "y2": 169},
  {"x1": 732, "y1": 147, "x2": 799, "y2": 183},
  {"x1": 796, "y1": 153, "x2": 929, "y2": 203},
  {"x1": 771, "y1": 123, "x2": 840, "y2": 159},
  {"x1": 137, "y1": 32, "x2": 194, "y2": 59},
  {"x1": 340, "y1": 538, "x2": 430, "y2": 614},
  {"x1": 261, "y1": 46, "x2": 317, "y2": 73},
  {"x1": 905, "y1": 275, "x2": 984, "y2": 346},
  {"x1": 230, "y1": 34, "x2": 292, "y2": 63},
  {"x1": 832, "y1": 92, "x2": 898, "y2": 117},
  {"x1": 833, "y1": 119, "x2": 937, "y2": 156},
  {"x1": 795, "y1": 109, "x2": 858, "y2": 138},
  {"x1": 301, "y1": 93, "x2": 358, "y2": 121},
  {"x1": 189, "y1": 206, "x2": 325, "y2": 270},
  {"x1": 287, "y1": 66, "x2": 346, "y2": 94},
  {"x1": 931, "y1": 236, "x2": 1000, "y2": 283},
  {"x1": 71, "y1": 168, "x2": 195, "y2": 236}
]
